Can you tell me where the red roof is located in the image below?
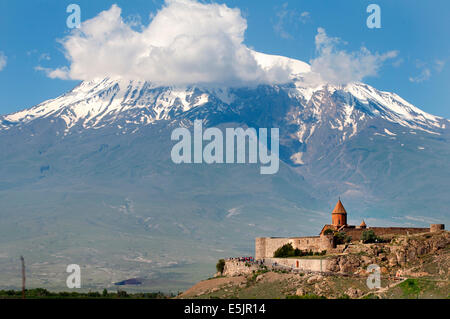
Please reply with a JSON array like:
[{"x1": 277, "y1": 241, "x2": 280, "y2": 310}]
[{"x1": 332, "y1": 199, "x2": 347, "y2": 214}]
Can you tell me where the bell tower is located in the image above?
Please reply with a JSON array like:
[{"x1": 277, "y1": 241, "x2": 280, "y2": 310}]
[{"x1": 331, "y1": 198, "x2": 347, "y2": 227}]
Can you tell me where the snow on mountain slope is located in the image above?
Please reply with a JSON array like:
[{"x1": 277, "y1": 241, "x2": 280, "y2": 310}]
[
  {"x1": 343, "y1": 82, "x2": 445, "y2": 133},
  {"x1": 252, "y1": 51, "x2": 311, "y2": 76},
  {"x1": 0, "y1": 54, "x2": 446, "y2": 140},
  {"x1": 284, "y1": 80, "x2": 445, "y2": 146},
  {"x1": 1, "y1": 78, "x2": 218, "y2": 132}
]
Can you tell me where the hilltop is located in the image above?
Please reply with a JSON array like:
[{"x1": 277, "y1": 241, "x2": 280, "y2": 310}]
[{"x1": 178, "y1": 230, "x2": 449, "y2": 299}]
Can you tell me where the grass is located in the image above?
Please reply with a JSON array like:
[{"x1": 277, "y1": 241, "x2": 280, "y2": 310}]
[
  {"x1": 399, "y1": 279, "x2": 421, "y2": 298},
  {"x1": 0, "y1": 288, "x2": 172, "y2": 299},
  {"x1": 248, "y1": 269, "x2": 270, "y2": 284},
  {"x1": 382, "y1": 277, "x2": 449, "y2": 299},
  {"x1": 206, "y1": 275, "x2": 226, "y2": 280}
]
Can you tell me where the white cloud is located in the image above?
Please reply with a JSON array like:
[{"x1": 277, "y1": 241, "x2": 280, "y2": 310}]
[
  {"x1": 39, "y1": 1, "x2": 398, "y2": 88},
  {"x1": 404, "y1": 215, "x2": 439, "y2": 224},
  {"x1": 392, "y1": 58, "x2": 404, "y2": 68},
  {"x1": 43, "y1": 0, "x2": 293, "y2": 86},
  {"x1": 409, "y1": 67, "x2": 431, "y2": 83},
  {"x1": 305, "y1": 28, "x2": 398, "y2": 86},
  {"x1": 35, "y1": 66, "x2": 70, "y2": 79},
  {"x1": 300, "y1": 11, "x2": 310, "y2": 19},
  {"x1": 0, "y1": 52, "x2": 7, "y2": 71},
  {"x1": 434, "y1": 59, "x2": 445, "y2": 72},
  {"x1": 273, "y1": 2, "x2": 310, "y2": 39},
  {"x1": 39, "y1": 53, "x2": 51, "y2": 61},
  {"x1": 408, "y1": 59, "x2": 444, "y2": 83}
]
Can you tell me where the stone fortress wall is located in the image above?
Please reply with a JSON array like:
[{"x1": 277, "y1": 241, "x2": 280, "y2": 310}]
[
  {"x1": 255, "y1": 234, "x2": 334, "y2": 260},
  {"x1": 264, "y1": 257, "x2": 330, "y2": 272},
  {"x1": 341, "y1": 226, "x2": 431, "y2": 242},
  {"x1": 255, "y1": 224, "x2": 445, "y2": 260},
  {"x1": 222, "y1": 259, "x2": 259, "y2": 276},
  {"x1": 222, "y1": 257, "x2": 330, "y2": 276}
]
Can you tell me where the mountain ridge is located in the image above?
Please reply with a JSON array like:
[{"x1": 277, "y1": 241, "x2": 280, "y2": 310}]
[
  {"x1": 1, "y1": 53, "x2": 446, "y2": 137},
  {"x1": 0, "y1": 53, "x2": 448, "y2": 292}
]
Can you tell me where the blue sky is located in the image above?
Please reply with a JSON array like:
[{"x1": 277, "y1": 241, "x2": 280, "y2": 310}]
[{"x1": 0, "y1": 0, "x2": 449, "y2": 117}]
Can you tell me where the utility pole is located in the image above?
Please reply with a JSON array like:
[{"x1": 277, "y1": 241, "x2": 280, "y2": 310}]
[{"x1": 20, "y1": 256, "x2": 25, "y2": 299}]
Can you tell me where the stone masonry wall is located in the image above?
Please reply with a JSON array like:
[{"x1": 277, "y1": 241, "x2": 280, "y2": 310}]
[
  {"x1": 343, "y1": 227, "x2": 430, "y2": 241},
  {"x1": 255, "y1": 226, "x2": 442, "y2": 259},
  {"x1": 255, "y1": 237, "x2": 291, "y2": 260},
  {"x1": 255, "y1": 235, "x2": 333, "y2": 259},
  {"x1": 223, "y1": 260, "x2": 259, "y2": 276},
  {"x1": 264, "y1": 257, "x2": 330, "y2": 272}
]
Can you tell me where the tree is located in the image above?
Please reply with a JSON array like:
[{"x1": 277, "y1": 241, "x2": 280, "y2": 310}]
[
  {"x1": 273, "y1": 243, "x2": 295, "y2": 257},
  {"x1": 323, "y1": 228, "x2": 334, "y2": 235},
  {"x1": 334, "y1": 231, "x2": 350, "y2": 244},
  {"x1": 216, "y1": 259, "x2": 225, "y2": 274},
  {"x1": 361, "y1": 230, "x2": 378, "y2": 243},
  {"x1": 102, "y1": 288, "x2": 108, "y2": 297}
]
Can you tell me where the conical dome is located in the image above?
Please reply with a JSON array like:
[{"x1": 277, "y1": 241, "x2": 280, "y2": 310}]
[
  {"x1": 332, "y1": 199, "x2": 347, "y2": 214},
  {"x1": 331, "y1": 199, "x2": 348, "y2": 227}
]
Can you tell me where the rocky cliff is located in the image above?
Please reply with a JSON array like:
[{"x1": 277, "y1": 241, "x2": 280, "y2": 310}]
[{"x1": 178, "y1": 230, "x2": 449, "y2": 299}]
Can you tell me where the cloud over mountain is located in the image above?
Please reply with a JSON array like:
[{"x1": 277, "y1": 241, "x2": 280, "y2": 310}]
[
  {"x1": 46, "y1": 0, "x2": 293, "y2": 86},
  {"x1": 41, "y1": 0, "x2": 398, "y2": 88},
  {"x1": 307, "y1": 28, "x2": 398, "y2": 85}
]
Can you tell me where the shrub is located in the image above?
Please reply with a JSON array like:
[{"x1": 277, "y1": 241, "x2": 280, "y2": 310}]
[
  {"x1": 274, "y1": 244, "x2": 326, "y2": 258},
  {"x1": 5, "y1": 290, "x2": 16, "y2": 296},
  {"x1": 274, "y1": 243, "x2": 296, "y2": 258},
  {"x1": 249, "y1": 269, "x2": 268, "y2": 283},
  {"x1": 334, "y1": 231, "x2": 348, "y2": 244},
  {"x1": 33, "y1": 288, "x2": 51, "y2": 297},
  {"x1": 323, "y1": 229, "x2": 334, "y2": 235},
  {"x1": 216, "y1": 259, "x2": 226, "y2": 274},
  {"x1": 361, "y1": 230, "x2": 379, "y2": 243}
]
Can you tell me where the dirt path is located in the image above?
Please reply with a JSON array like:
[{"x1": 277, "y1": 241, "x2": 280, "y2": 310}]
[{"x1": 360, "y1": 277, "x2": 407, "y2": 298}]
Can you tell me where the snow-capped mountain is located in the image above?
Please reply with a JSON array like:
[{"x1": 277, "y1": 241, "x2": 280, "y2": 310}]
[
  {"x1": 1, "y1": 52, "x2": 448, "y2": 217},
  {"x1": 1, "y1": 53, "x2": 445, "y2": 138},
  {"x1": 0, "y1": 53, "x2": 449, "y2": 291}
]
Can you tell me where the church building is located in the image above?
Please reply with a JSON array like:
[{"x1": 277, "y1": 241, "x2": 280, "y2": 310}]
[{"x1": 255, "y1": 199, "x2": 445, "y2": 260}]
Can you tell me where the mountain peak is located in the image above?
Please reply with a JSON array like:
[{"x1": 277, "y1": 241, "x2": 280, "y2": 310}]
[{"x1": 0, "y1": 54, "x2": 446, "y2": 139}]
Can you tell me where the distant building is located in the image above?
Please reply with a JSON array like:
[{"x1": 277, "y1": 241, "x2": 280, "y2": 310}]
[{"x1": 255, "y1": 199, "x2": 445, "y2": 260}]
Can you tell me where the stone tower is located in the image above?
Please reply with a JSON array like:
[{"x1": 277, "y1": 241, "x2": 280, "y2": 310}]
[
  {"x1": 430, "y1": 224, "x2": 445, "y2": 232},
  {"x1": 331, "y1": 199, "x2": 347, "y2": 227}
]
